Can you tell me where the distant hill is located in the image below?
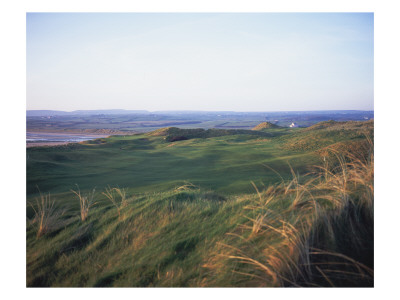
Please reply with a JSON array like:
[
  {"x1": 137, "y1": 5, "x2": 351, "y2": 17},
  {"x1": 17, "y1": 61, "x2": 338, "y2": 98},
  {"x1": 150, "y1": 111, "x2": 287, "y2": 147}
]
[
  {"x1": 72, "y1": 109, "x2": 149, "y2": 115},
  {"x1": 27, "y1": 109, "x2": 149, "y2": 116},
  {"x1": 26, "y1": 110, "x2": 71, "y2": 116},
  {"x1": 252, "y1": 122, "x2": 282, "y2": 130},
  {"x1": 146, "y1": 127, "x2": 176, "y2": 136}
]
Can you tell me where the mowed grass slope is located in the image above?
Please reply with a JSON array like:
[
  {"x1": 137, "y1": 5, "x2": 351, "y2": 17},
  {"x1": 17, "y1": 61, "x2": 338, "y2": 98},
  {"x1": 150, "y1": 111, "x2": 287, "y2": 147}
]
[
  {"x1": 26, "y1": 122, "x2": 373, "y2": 287},
  {"x1": 27, "y1": 128, "x2": 312, "y2": 198}
]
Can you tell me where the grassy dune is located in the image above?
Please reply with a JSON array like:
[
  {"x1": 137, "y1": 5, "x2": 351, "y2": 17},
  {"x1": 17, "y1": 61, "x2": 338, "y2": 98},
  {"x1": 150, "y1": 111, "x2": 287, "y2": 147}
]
[
  {"x1": 27, "y1": 128, "x2": 309, "y2": 196},
  {"x1": 26, "y1": 121, "x2": 373, "y2": 287}
]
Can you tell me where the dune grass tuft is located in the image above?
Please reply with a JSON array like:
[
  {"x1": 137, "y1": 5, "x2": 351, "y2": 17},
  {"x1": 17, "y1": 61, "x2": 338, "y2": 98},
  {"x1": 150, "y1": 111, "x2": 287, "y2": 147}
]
[
  {"x1": 71, "y1": 186, "x2": 97, "y2": 222},
  {"x1": 29, "y1": 192, "x2": 66, "y2": 238},
  {"x1": 102, "y1": 186, "x2": 129, "y2": 218}
]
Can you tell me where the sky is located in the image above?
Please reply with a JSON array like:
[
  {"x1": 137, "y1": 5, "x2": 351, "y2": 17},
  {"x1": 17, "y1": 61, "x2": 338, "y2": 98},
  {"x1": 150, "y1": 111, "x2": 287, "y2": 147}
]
[{"x1": 26, "y1": 13, "x2": 374, "y2": 112}]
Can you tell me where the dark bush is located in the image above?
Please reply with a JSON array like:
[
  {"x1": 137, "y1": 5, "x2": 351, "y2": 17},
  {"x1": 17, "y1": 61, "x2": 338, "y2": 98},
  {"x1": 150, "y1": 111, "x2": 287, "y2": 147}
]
[{"x1": 166, "y1": 135, "x2": 189, "y2": 142}]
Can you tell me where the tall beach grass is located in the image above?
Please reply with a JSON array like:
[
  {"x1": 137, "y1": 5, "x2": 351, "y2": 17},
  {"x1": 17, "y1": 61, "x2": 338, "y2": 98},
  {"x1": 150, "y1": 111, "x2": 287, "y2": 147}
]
[{"x1": 214, "y1": 140, "x2": 374, "y2": 287}]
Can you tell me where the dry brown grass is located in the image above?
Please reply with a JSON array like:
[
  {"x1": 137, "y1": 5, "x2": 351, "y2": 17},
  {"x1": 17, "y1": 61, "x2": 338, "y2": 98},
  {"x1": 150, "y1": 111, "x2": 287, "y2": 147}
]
[
  {"x1": 216, "y1": 138, "x2": 374, "y2": 287},
  {"x1": 102, "y1": 186, "x2": 129, "y2": 218},
  {"x1": 29, "y1": 192, "x2": 66, "y2": 238},
  {"x1": 174, "y1": 181, "x2": 199, "y2": 192},
  {"x1": 71, "y1": 186, "x2": 97, "y2": 222}
]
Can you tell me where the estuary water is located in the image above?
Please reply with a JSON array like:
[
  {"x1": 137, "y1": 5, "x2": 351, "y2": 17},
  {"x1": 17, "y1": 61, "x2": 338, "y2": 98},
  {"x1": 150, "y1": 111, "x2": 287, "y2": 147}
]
[{"x1": 26, "y1": 132, "x2": 108, "y2": 145}]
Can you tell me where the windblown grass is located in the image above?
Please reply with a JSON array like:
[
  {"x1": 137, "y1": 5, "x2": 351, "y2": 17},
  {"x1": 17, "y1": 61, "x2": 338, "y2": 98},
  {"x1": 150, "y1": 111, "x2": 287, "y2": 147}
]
[
  {"x1": 71, "y1": 186, "x2": 97, "y2": 222},
  {"x1": 26, "y1": 125, "x2": 373, "y2": 287},
  {"x1": 102, "y1": 186, "x2": 129, "y2": 218},
  {"x1": 213, "y1": 140, "x2": 374, "y2": 287},
  {"x1": 29, "y1": 192, "x2": 66, "y2": 238}
]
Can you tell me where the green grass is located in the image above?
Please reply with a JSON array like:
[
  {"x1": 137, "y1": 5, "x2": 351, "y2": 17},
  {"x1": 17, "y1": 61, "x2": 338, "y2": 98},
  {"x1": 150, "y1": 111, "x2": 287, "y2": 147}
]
[
  {"x1": 26, "y1": 121, "x2": 373, "y2": 287},
  {"x1": 27, "y1": 129, "x2": 314, "y2": 198},
  {"x1": 26, "y1": 188, "x2": 248, "y2": 286}
]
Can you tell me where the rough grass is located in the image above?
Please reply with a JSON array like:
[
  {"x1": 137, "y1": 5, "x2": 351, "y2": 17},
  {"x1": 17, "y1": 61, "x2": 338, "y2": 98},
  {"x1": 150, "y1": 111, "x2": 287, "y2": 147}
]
[
  {"x1": 207, "y1": 141, "x2": 374, "y2": 287},
  {"x1": 26, "y1": 121, "x2": 373, "y2": 287},
  {"x1": 280, "y1": 121, "x2": 373, "y2": 152},
  {"x1": 26, "y1": 187, "x2": 243, "y2": 287},
  {"x1": 26, "y1": 142, "x2": 373, "y2": 287},
  {"x1": 28, "y1": 192, "x2": 67, "y2": 238},
  {"x1": 71, "y1": 186, "x2": 97, "y2": 222}
]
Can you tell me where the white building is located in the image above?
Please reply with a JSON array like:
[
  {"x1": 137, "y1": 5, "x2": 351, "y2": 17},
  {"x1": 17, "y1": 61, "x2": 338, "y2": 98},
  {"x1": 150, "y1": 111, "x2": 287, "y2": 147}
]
[{"x1": 289, "y1": 122, "x2": 299, "y2": 128}]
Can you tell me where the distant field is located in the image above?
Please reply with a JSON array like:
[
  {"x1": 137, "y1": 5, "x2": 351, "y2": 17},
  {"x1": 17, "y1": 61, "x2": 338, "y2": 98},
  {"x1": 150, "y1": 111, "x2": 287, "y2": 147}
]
[{"x1": 27, "y1": 110, "x2": 374, "y2": 133}]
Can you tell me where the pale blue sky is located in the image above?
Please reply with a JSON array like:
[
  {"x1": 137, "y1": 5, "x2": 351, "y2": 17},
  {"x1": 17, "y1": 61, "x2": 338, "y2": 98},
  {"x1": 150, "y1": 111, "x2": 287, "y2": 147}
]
[{"x1": 26, "y1": 13, "x2": 373, "y2": 111}]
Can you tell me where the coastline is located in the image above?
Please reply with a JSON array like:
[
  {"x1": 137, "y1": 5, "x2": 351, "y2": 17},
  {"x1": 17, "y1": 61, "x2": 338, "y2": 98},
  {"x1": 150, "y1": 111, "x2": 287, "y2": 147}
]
[
  {"x1": 26, "y1": 131, "x2": 110, "y2": 148},
  {"x1": 27, "y1": 141, "x2": 78, "y2": 148},
  {"x1": 26, "y1": 131, "x2": 113, "y2": 136}
]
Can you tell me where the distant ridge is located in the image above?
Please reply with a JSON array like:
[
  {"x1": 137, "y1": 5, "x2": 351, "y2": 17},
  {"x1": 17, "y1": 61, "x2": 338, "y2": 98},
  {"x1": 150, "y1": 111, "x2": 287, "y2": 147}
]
[
  {"x1": 252, "y1": 122, "x2": 282, "y2": 130},
  {"x1": 26, "y1": 110, "x2": 71, "y2": 116},
  {"x1": 304, "y1": 119, "x2": 374, "y2": 131},
  {"x1": 146, "y1": 127, "x2": 177, "y2": 136},
  {"x1": 27, "y1": 109, "x2": 374, "y2": 118},
  {"x1": 27, "y1": 109, "x2": 149, "y2": 116}
]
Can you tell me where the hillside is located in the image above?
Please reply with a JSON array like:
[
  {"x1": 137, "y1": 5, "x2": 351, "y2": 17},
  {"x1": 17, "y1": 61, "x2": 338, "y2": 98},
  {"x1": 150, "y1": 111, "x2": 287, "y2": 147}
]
[
  {"x1": 26, "y1": 120, "x2": 374, "y2": 287},
  {"x1": 146, "y1": 127, "x2": 277, "y2": 140},
  {"x1": 251, "y1": 121, "x2": 282, "y2": 130},
  {"x1": 303, "y1": 119, "x2": 374, "y2": 131},
  {"x1": 279, "y1": 120, "x2": 374, "y2": 152}
]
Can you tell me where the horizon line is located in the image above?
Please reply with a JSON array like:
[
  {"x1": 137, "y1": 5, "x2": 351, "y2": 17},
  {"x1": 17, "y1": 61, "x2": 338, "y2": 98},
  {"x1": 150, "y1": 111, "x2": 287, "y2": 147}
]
[{"x1": 26, "y1": 109, "x2": 374, "y2": 113}]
